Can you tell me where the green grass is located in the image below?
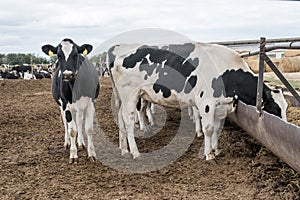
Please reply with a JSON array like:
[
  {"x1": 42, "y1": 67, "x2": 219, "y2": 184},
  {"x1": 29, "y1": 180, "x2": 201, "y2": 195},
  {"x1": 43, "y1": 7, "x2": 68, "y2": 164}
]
[{"x1": 264, "y1": 76, "x2": 300, "y2": 89}]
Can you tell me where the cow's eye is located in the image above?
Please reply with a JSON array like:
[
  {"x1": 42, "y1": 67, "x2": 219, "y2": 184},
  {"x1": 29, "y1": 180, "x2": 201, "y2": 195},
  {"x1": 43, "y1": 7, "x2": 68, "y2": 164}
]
[
  {"x1": 57, "y1": 54, "x2": 62, "y2": 60},
  {"x1": 73, "y1": 55, "x2": 78, "y2": 60}
]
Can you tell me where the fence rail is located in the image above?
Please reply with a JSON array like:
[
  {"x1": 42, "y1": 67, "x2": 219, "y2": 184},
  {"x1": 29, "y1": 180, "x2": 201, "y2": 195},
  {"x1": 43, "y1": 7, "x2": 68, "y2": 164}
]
[{"x1": 210, "y1": 37, "x2": 300, "y2": 46}]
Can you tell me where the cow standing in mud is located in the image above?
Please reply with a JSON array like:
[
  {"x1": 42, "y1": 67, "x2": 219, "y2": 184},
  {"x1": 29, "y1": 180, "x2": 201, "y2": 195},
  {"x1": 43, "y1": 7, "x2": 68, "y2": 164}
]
[
  {"x1": 107, "y1": 42, "x2": 287, "y2": 162},
  {"x1": 42, "y1": 39, "x2": 99, "y2": 163}
]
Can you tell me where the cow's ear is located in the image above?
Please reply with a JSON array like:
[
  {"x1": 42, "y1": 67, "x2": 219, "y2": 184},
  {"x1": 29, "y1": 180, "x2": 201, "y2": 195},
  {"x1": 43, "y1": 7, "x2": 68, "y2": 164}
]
[
  {"x1": 78, "y1": 44, "x2": 93, "y2": 56},
  {"x1": 42, "y1": 45, "x2": 57, "y2": 56}
]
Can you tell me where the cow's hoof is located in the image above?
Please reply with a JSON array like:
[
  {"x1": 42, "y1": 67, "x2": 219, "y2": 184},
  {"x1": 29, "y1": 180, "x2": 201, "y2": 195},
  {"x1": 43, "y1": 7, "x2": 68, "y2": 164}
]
[
  {"x1": 69, "y1": 157, "x2": 78, "y2": 164},
  {"x1": 64, "y1": 144, "x2": 70, "y2": 150},
  {"x1": 214, "y1": 149, "x2": 224, "y2": 157},
  {"x1": 205, "y1": 152, "x2": 215, "y2": 161},
  {"x1": 132, "y1": 152, "x2": 141, "y2": 159},
  {"x1": 121, "y1": 149, "x2": 129, "y2": 156},
  {"x1": 78, "y1": 144, "x2": 86, "y2": 151},
  {"x1": 207, "y1": 158, "x2": 218, "y2": 165},
  {"x1": 89, "y1": 156, "x2": 96, "y2": 162},
  {"x1": 196, "y1": 131, "x2": 203, "y2": 138}
]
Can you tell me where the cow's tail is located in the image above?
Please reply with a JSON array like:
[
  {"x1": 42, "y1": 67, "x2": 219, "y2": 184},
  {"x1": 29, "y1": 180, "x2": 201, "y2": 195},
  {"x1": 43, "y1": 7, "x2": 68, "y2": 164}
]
[{"x1": 107, "y1": 46, "x2": 121, "y2": 108}]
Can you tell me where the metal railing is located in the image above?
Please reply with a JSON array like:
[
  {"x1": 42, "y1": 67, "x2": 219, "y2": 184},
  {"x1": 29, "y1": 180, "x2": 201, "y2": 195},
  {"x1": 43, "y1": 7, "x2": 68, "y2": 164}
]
[{"x1": 240, "y1": 37, "x2": 300, "y2": 114}]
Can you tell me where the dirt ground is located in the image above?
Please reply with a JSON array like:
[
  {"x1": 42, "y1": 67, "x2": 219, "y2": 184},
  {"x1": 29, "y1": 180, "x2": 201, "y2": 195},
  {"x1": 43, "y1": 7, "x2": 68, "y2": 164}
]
[{"x1": 0, "y1": 77, "x2": 300, "y2": 200}]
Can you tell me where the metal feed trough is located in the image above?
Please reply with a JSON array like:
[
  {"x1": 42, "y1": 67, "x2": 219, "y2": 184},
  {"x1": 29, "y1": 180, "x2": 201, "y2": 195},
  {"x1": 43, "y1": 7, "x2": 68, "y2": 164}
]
[{"x1": 229, "y1": 37, "x2": 300, "y2": 173}]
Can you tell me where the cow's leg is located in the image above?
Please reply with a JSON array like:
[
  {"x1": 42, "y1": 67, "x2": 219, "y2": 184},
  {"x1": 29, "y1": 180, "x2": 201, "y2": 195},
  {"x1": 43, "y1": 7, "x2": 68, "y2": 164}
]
[
  {"x1": 76, "y1": 110, "x2": 86, "y2": 149},
  {"x1": 193, "y1": 106, "x2": 203, "y2": 137},
  {"x1": 137, "y1": 110, "x2": 146, "y2": 131},
  {"x1": 150, "y1": 103, "x2": 155, "y2": 114},
  {"x1": 136, "y1": 99, "x2": 152, "y2": 132},
  {"x1": 134, "y1": 110, "x2": 139, "y2": 124},
  {"x1": 60, "y1": 106, "x2": 70, "y2": 149},
  {"x1": 118, "y1": 106, "x2": 128, "y2": 155},
  {"x1": 188, "y1": 106, "x2": 194, "y2": 121},
  {"x1": 137, "y1": 100, "x2": 152, "y2": 132},
  {"x1": 212, "y1": 97, "x2": 237, "y2": 157},
  {"x1": 84, "y1": 101, "x2": 96, "y2": 160},
  {"x1": 67, "y1": 109, "x2": 78, "y2": 164},
  {"x1": 121, "y1": 100, "x2": 140, "y2": 158},
  {"x1": 146, "y1": 102, "x2": 155, "y2": 126},
  {"x1": 203, "y1": 124, "x2": 214, "y2": 161},
  {"x1": 196, "y1": 99, "x2": 216, "y2": 161},
  {"x1": 211, "y1": 119, "x2": 222, "y2": 156}
]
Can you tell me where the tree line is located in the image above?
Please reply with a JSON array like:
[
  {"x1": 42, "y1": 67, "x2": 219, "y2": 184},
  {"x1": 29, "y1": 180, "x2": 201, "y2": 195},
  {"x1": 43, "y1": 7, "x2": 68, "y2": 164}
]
[
  {"x1": 0, "y1": 53, "x2": 52, "y2": 66},
  {"x1": 0, "y1": 52, "x2": 106, "y2": 66}
]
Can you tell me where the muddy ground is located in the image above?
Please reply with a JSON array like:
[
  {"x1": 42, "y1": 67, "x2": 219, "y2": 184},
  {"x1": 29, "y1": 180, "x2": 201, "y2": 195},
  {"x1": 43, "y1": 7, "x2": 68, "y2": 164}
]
[{"x1": 0, "y1": 77, "x2": 299, "y2": 199}]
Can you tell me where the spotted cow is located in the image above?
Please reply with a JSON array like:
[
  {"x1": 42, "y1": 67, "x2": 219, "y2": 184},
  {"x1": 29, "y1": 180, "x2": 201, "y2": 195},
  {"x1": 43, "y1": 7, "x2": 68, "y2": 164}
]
[
  {"x1": 42, "y1": 38, "x2": 99, "y2": 163},
  {"x1": 107, "y1": 42, "x2": 287, "y2": 161}
]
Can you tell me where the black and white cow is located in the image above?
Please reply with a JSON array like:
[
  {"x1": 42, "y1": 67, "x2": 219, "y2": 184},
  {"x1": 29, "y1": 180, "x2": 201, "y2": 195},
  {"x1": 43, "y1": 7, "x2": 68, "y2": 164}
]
[
  {"x1": 11, "y1": 64, "x2": 32, "y2": 74},
  {"x1": 107, "y1": 42, "x2": 287, "y2": 161},
  {"x1": 42, "y1": 38, "x2": 99, "y2": 163},
  {"x1": 33, "y1": 69, "x2": 52, "y2": 79},
  {"x1": 0, "y1": 71, "x2": 20, "y2": 79}
]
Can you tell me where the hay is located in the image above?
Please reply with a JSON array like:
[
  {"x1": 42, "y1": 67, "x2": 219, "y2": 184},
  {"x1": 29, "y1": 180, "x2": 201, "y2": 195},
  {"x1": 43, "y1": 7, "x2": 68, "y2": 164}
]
[
  {"x1": 279, "y1": 56, "x2": 300, "y2": 72},
  {"x1": 240, "y1": 49, "x2": 300, "y2": 73},
  {"x1": 284, "y1": 50, "x2": 300, "y2": 57},
  {"x1": 243, "y1": 57, "x2": 274, "y2": 73}
]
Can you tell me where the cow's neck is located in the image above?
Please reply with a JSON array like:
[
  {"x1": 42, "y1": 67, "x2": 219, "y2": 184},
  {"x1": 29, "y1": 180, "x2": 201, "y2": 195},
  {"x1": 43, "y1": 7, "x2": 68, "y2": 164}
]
[
  {"x1": 262, "y1": 85, "x2": 275, "y2": 105},
  {"x1": 62, "y1": 79, "x2": 75, "y2": 104}
]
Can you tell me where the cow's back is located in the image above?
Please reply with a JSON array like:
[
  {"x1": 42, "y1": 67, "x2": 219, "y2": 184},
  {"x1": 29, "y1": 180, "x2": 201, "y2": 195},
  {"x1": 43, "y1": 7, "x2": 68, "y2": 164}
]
[
  {"x1": 194, "y1": 42, "x2": 251, "y2": 77},
  {"x1": 108, "y1": 42, "x2": 251, "y2": 107}
]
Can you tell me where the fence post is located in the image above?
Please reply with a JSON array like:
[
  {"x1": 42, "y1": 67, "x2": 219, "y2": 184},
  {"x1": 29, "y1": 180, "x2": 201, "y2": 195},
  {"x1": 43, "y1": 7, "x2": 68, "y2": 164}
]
[{"x1": 256, "y1": 37, "x2": 266, "y2": 115}]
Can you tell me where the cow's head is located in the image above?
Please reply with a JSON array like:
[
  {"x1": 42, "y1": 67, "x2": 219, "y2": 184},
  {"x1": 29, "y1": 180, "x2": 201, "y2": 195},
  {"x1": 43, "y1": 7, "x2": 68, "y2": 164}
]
[
  {"x1": 41, "y1": 38, "x2": 93, "y2": 81},
  {"x1": 263, "y1": 89, "x2": 288, "y2": 121}
]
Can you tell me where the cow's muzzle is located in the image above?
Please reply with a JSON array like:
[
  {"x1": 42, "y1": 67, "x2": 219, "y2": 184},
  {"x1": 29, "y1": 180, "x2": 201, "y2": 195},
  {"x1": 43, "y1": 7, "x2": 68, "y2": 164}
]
[{"x1": 62, "y1": 70, "x2": 75, "y2": 81}]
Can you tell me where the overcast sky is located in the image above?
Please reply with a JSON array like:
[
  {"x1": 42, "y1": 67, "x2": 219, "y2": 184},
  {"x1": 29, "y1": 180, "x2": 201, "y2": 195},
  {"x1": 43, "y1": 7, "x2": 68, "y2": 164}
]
[{"x1": 0, "y1": 0, "x2": 300, "y2": 56}]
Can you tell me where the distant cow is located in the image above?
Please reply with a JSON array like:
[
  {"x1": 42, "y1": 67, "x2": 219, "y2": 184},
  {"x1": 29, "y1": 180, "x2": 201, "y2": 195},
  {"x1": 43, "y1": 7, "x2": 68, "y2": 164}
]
[
  {"x1": 0, "y1": 71, "x2": 20, "y2": 79},
  {"x1": 107, "y1": 42, "x2": 287, "y2": 161},
  {"x1": 23, "y1": 72, "x2": 36, "y2": 80},
  {"x1": 33, "y1": 69, "x2": 52, "y2": 79},
  {"x1": 42, "y1": 38, "x2": 99, "y2": 163},
  {"x1": 11, "y1": 65, "x2": 31, "y2": 73}
]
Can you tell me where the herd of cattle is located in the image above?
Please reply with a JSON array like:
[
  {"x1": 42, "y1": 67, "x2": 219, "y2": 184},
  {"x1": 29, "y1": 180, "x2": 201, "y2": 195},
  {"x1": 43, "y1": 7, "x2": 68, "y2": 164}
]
[
  {"x1": 0, "y1": 64, "x2": 53, "y2": 80},
  {"x1": 39, "y1": 38, "x2": 288, "y2": 164}
]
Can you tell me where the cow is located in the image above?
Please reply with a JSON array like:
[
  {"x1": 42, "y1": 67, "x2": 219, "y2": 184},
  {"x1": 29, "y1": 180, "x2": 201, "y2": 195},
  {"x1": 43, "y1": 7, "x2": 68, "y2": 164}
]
[
  {"x1": 11, "y1": 64, "x2": 31, "y2": 73},
  {"x1": 97, "y1": 62, "x2": 110, "y2": 77},
  {"x1": 107, "y1": 42, "x2": 288, "y2": 162},
  {"x1": 0, "y1": 64, "x2": 9, "y2": 73},
  {"x1": 41, "y1": 38, "x2": 100, "y2": 163},
  {"x1": 23, "y1": 71, "x2": 36, "y2": 80},
  {"x1": 33, "y1": 69, "x2": 52, "y2": 79},
  {"x1": 0, "y1": 71, "x2": 20, "y2": 79}
]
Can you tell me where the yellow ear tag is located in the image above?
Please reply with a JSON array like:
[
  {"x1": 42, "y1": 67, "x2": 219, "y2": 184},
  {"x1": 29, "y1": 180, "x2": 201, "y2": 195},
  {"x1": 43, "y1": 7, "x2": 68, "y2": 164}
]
[
  {"x1": 83, "y1": 49, "x2": 88, "y2": 56},
  {"x1": 48, "y1": 50, "x2": 54, "y2": 56}
]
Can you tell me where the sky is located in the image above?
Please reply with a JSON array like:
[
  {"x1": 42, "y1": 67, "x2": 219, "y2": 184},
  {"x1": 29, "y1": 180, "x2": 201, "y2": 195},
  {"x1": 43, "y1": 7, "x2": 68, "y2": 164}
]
[{"x1": 0, "y1": 0, "x2": 300, "y2": 57}]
